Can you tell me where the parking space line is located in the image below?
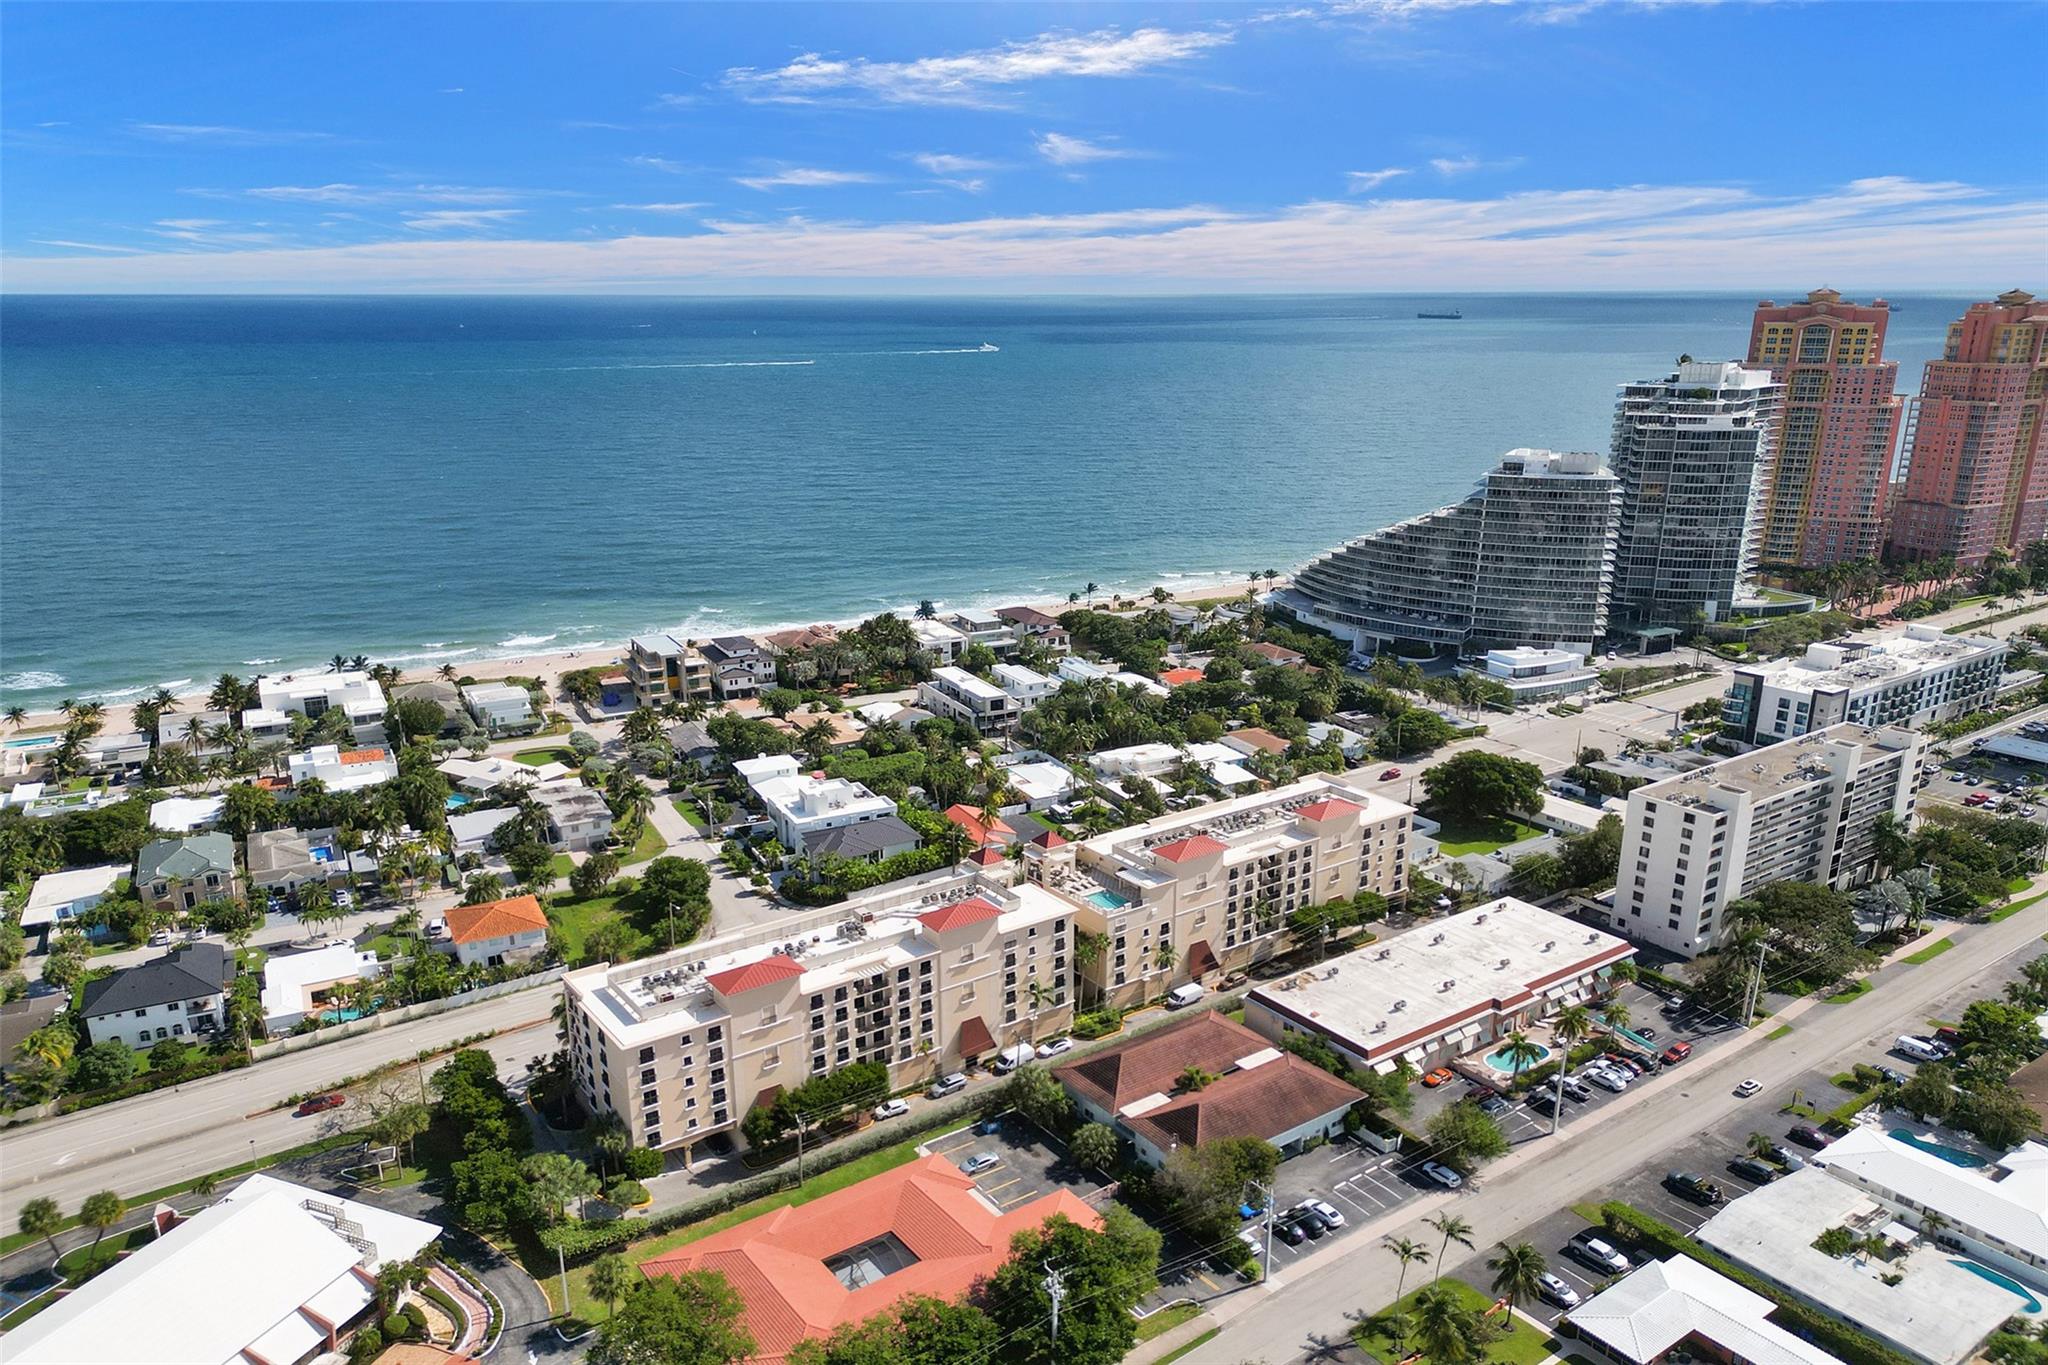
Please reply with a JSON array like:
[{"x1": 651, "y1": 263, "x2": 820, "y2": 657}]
[
  {"x1": 980, "y1": 1175, "x2": 1017, "y2": 1194},
  {"x1": 1001, "y1": 1189, "x2": 1042, "y2": 1208}
]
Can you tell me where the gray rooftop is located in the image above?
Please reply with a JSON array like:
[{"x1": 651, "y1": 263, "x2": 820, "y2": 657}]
[
  {"x1": 80, "y1": 944, "x2": 231, "y2": 1019},
  {"x1": 801, "y1": 815, "x2": 922, "y2": 860}
]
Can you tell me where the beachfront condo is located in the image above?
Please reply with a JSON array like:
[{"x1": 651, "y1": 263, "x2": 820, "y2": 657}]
[
  {"x1": 1609, "y1": 360, "x2": 1784, "y2": 633},
  {"x1": 1290, "y1": 448, "x2": 1620, "y2": 657},
  {"x1": 1888, "y1": 289, "x2": 2048, "y2": 566},
  {"x1": 627, "y1": 633, "x2": 715, "y2": 709},
  {"x1": 562, "y1": 871, "x2": 1075, "y2": 1163},
  {"x1": 1025, "y1": 774, "x2": 1412, "y2": 1011}
]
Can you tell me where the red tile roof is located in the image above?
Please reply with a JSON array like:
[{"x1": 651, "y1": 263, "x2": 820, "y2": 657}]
[
  {"x1": 640, "y1": 1154, "x2": 1099, "y2": 1364},
  {"x1": 339, "y1": 748, "x2": 390, "y2": 765},
  {"x1": 1152, "y1": 834, "x2": 1228, "y2": 863},
  {"x1": 1248, "y1": 642, "x2": 1307, "y2": 664},
  {"x1": 706, "y1": 954, "x2": 804, "y2": 996},
  {"x1": 443, "y1": 894, "x2": 547, "y2": 945},
  {"x1": 966, "y1": 847, "x2": 1006, "y2": 867},
  {"x1": 1295, "y1": 797, "x2": 1363, "y2": 822},
  {"x1": 918, "y1": 897, "x2": 1001, "y2": 932},
  {"x1": 1029, "y1": 829, "x2": 1067, "y2": 850},
  {"x1": 1159, "y1": 667, "x2": 1205, "y2": 687},
  {"x1": 941, "y1": 804, "x2": 1013, "y2": 846}
]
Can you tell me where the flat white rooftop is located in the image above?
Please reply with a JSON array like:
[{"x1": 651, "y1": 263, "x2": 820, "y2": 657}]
[
  {"x1": 931, "y1": 665, "x2": 1008, "y2": 702},
  {"x1": 22, "y1": 865, "x2": 126, "y2": 927},
  {"x1": 1248, "y1": 896, "x2": 1632, "y2": 1061},
  {"x1": 1637, "y1": 724, "x2": 1916, "y2": 802},
  {"x1": 149, "y1": 794, "x2": 225, "y2": 833},
  {"x1": 1740, "y1": 626, "x2": 2004, "y2": 696}
]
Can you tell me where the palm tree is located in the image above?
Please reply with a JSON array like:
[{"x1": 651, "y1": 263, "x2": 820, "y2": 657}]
[
  {"x1": 1153, "y1": 941, "x2": 1178, "y2": 975},
  {"x1": 3, "y1": 704, "x2": 27, "y2": 732},
  {"x1": 1411, "y1": 1283, "x2": 1482, "y2": 1365},
  {"x1": 1083, "y1": 581, "x2": 1100, "y2": 607},
  {"x1": 1426, "y1": 1212, "x2": 1474, "y2": 1285},
  {"x1": 1747, "y1": 1131, "x2": 1777, "y2": 1159},
  {"x1": 437, "y1": 663, "x2": 458, "y2": 682},
  {"x1": 1386, "y1": 1235, "x2": 1432, "y2": 1305},
  {"x1": 1488, "y1": 1241, "x2": 1548, "y2": 1317},
  {"x1": 79, "y1": 1190, "x2": 124, "y2": 1257},
  {"x1": 17, "y1": 1024, "x2": 75, "y2": 1071},
  {"x1": 330, "y1": 654, "x2": 349, "y2": 673},
  {"x1": 192, "y1": 1171, "x2": 220, "y2": 1198},
  {"x1": 1498, "y1": 1030, "x2": 1543, "y2": 1087},
  {"x1": 915, "y1": 599, "x2": 938, "y2": 620},
  {"x1": 1600, "y1": 1001, "x2": 1632, "y2": 1034},
  {"x1": 18, "y1": 1197, "x2": 64, "y2": 1269}
]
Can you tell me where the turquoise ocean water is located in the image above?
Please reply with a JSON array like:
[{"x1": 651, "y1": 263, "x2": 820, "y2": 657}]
[{"x1": 0, "y1": 293, "x2": 1971, "y2": 708}]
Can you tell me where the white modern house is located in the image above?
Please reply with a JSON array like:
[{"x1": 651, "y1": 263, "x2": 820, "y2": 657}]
[
  {"x1": 910, "y1": 617, "x2": 968, "y2": 661},
  {"x1": 996, "y1": 753, "x2": 1082, "y2": 811},
  {"x1": 245, "y1": 826, "x2": 352, "y2": 894},
  {"x1": 80, "y1": 730, "x2": 151, "y2": 775},
  {"x1": 945, "y1": 609, "x2": 1017, "y2": 656},
  {"x1": 255, "y1": 670, "x2": 388, "y2": 744},
  {"x1": 439, "y1": 753, "x2": 568, "y2": 792},
  {"x1": 1814, "y1": 1128, "x2": 2048, "y2": 1293},
  {"x1": 918, "y1": 666, "x2": 1018, "y2": 736},
  {"x1": 21, "y1": 865, "x2": 126, "y2": 933},
  {"x1": 147, "y1": 793, "x2": 226, "y2": 834},
  {"x1": 449, "y1": 805, "x2": 522, "y2": 862},
  {"x1": 993, "y1": 663, "x2": 1056, "y2": 709},
  {"x1": 260, "y1": 943, "x2": 385, "y2": 1032},
  {"x1": 462, "y1": 682, "x2": 538, "y2": 733},
  {"x1": 1087, "y1": 741, "x2": 1260, "y2": 792},
  {"x1": 287, "y1": 744, "x2": 397, "y2": 793},
  {"x1": 240, "y1": 707, "x2": 293, "y2": 744},
  {"x1": 752, "y1": 768, "x2": 899, "y2": 851},
  {"x1": 3, "y1": 1174, "x2": 438, "y2": 1365},
  {"x1": 1568, "y1": 1257, "x2": 1846, "y2": 1365},
  {"x1": 1458, "y1": 646, "x2": 1599, "y2": 702}
]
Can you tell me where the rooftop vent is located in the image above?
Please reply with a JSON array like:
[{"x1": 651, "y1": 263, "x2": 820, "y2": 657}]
[{"x1": 1440, "y1": 978, "x2": 1457, "y2": 992}]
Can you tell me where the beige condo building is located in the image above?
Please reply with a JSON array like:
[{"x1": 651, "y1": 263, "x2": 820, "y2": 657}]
[
  {"x1": 562, "y1": 870, "x2": 1074, "y2": 1162},
  {"x1": 1027, "y1": 775, "x2": 1413, "y2": 1010}
]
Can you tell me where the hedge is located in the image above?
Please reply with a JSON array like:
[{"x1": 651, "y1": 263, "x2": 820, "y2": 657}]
[
  {"x1": 1510, "y1": 1042, "x2": 1604, "y2": 1092},
  {"x1": 420, "y1": 1282, "x2": 464, "y2": 1333},
  {"x1": 57, "y1": 1049, "x2": 252, "y2": 1113},
  {"x1": 1595, "y1": 1202, "x2": 1917, "y2": 1365}
]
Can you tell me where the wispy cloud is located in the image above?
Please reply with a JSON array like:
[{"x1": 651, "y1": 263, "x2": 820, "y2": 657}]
[
  {"x1": 11, "y1": 179, "x2": 2037, "y2": 293},
  {"x1": 1346, "y1": 167, "x2": 1410, "y2": 192},
  {"x1": 724, "y1": 25, "x2": 1233, "y2": 108},
  {"x1": 651, "y1": 93, "x2": 701, "y2": 109},
  {"x1": 913, "y1": 153, "x2": 999, "y2": 176},
  {"x1": 128, "y1": 122, "x2": 334, "y2": 146},
  {"x1": 627, "y1": 155, "x2": 688, "y2": 174},
  {"x1": 29, "y1": 239, "x2": 150, "y2": 254},
  {"x1": 1034, "y1": 133, "x2": 1141, "y2": 167},
  {"x1": 240, "y1": 183, "x2": 526, "y2": 207},
  {"x1": 147, "y1": 218, "x2": 279, "y2": 246},
  {"x1": 1429, "y1": 153, "x2": 1522, "y2": 176},
  {"x1": 734, "y1": 167, "x2": 882, "y2": 191},
  {"x1": 402, "y1": 209, "x2": 525, "y2": 232},
  {"x1": 609, "y1": 202, "x2": 708, "y2": 214}
]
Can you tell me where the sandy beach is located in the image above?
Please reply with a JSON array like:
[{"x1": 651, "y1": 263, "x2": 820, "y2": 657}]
[{"x1": 8, "y1": 575, "x2": 1285, "y2": 738}]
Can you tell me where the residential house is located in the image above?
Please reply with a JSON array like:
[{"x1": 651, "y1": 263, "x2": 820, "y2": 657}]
[
  {"x1": 443, "y1": 894, "x2": 550, "y2": 967},
  {"x1": 1567, "y1": 1257, "x2": 1847, "y2": 1365},
  {"x1": 909, "y1": 617, "x2": 968, "y2": 662},
  {"x1": 1219, "y1": 727, "x2": 1292, "y2": 760},
  {"x1": 534, "y1": 779, "x2": 614, "y2": 852},
  {"x1": 245, "y1": 826, "x2": 351, "y2": 894},
  {"x1": 1159, "y1": 667, "x2": 1206, "y2": 688},
  {"x1": 996, "y1": 605, "x2": 1071, "y2": 653},
  {"x1": 752, "y1": 766, "x2": 898, "y2": 853},
  {"x1": 917, "y1": 666, "x2": 1018, "y2": 736},
  {"x1": 700, "y1": 636, "x2": 775, "y2": 701},
  {"x1": 389, "y1": 679, "x2": 465, "y2": 732},
  {"x1": 239, "y1": 708, "x2": 293, "y2": 745},
  {"x1": 22, "y1": 865, "x2": 126, "y2": 936},
  {"x1": 81, "y1": 730, "x2": 150, "y2": 776},
  {"x1": 438, "y1": 754, "x2": 568, "y2": 793},
  {"x1": 944, "y1": 609, "x2": 1017, "y2": 657},
  {"x1": 995, "y1": 752, "x2": 1082, "y2": 811},
  {"x1": 1246, "y1": 642, "x2": 1309, "y2": 668},
  {"x1": 148, "y1": 794, "x2": 225, "y2": 833},
  {"x1": 800, "y1": 816, "x2": 923, "y2": 866},
  {"x1": 449, "y1": 806, "x2": 522, "y2": 862},
  {"x1": 942, "y1": 804, "x2": 1015, "y2": 848},
  {"x1": 156, "y1": 708, "x2": 235, "y2": 757},
  {"x1": 80, "y1": 943, "x2": 233, "y2": 1048},
  {"x1": 255, "y1": 671, "x2": 388, "y2": 744},
  {"x1": 992, "y1": 663, "x2": 1056, "y2": 710},
  {"x1": 1087, "y1": 741, "x2": 1260, "y2": 793},
  {"x1": 461, "y1": 683, "x2": 539, "y2": 735},
  {"x1": 627, "y1": 633, "x2": 713, "y2": 709},
  {"x1": 260, "y1": 943, "x2": 385, "y2": 1032},
  {"x1": 666, "y1": 720, "x2": 719, "y2": 775},
  {"x1": 286, "y1": 744, "x2": 397, "y2": 793},
  {"x1": 136, "y1": 834, "x2": 240, "y2": 913}
]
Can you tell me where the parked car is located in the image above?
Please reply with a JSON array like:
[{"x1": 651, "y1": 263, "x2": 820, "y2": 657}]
[
  {"x1": 1525, "y1": 1090, "x2": 1560, "y2": 1116},
  {"x1": 1664, "y1": 1171, "x2": 1723, "y2": 1205},
  {"x1": 1660, "y1": 998, "x2": 1684, "y2": 1017},
  {"x1": 1166, "y1": 983, "x2": 1206, "y2": 1009},
  {"x1": 1729, "y1": 1157, "x2": 1779, "y2": 1184},
  {"x1": 1733, "y1": 1078, "x2": 1762, "y2": 1097},
  {"x1": 332, "y1": 888, "x2": 354, "y2": 909},
  {"x1": 1297, "y1": 1198, "x2": 1345, "y2": 1229},
  {"x1": 1421, "y1": 1067, "x2": 1456, "y2": 1088},
  {"x1": 1287, "y1": 1209, "x2": 1329, "y2": 1240},
  {"x1": 1875, "y1": 1066, "x2": 1909, "y2": 1087},
  {"x1": 975, "y1": 1116, "x2": 1004, "y2": 1135},
  {"x1": 1537, "y1": 1273, "x2": 1582, "y2": 1309},
  {"x1": 1894, "y1": 1034, "x2": 1947, "y2": 1062},
  {"x1": 1559, "y1": 1077, "x2": 1592, "y2": 1102},
  {"x1": 296, "y1": 1093, "x2": 346, "y2": 1116},
  {"x1": 1660, "y1": 1042, "x2": 1693, "y2": 1066},
  {"x1": 1762, "y1": 1141, "x2": 1803, "y2": 1170},
  {"x1": 1603, "y1": 1052, "x2": 1647, "y2": 1076},
  {"x1": 1586, "y1": 1066, "x2": 1629, "y2": 1094},
  {"x1": 1035, "y1": 1038, "x2": 1074, "y2": 1059},
  {"x1": 1787, "y1": 1124, "x2": 1833, "y2": 1150},
  {"x1": 1465, "y1": 1083, "x2": 1498, "y2": 1101},
  {"x1": 1237, "y1": 1229, "x2": 1265, "y2": 1258},
  {"x1": 1238, "y1": 1201, "x2": 1264, "y2": 1221},
  {"x1": 1569, "y1": 1231, "x2": 1631, "y2": 1273},
  {"x1": 1273, "y1": 1216, "x2": 1308, "y2": 1246},
  {"x1": 959, "y1": 1152, "x2": 1001, "y2": 1176},
  {"x1": 1638, "y1": 1026, "x2": 1658, "y2": 1041},
  {"x1": 1476, "y1": 1094, "x2": 1511, "y2": 1119},
  {"x1": 872, "y1": 1098, "x2": 911, "y2": 1121},
  {"x1": 928, "y1": 1072, "x2": 969, "y2": 1098},
  {"x1": 1420, "y1": 1161, "x2": 1464, "y2": 1189}
]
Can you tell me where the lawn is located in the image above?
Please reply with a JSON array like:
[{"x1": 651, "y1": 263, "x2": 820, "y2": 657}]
[
  {"x1": 1429, "y1": 815, "x2": 1543, "y2": 856},
  {"x1": 670, "y1": 797, "x2": 709, "y2": 830},
  {"x1": 549, "y1": 853, "x2": 575, "y2": 880},
  {"x1": 546, "y1": 891, "x2": 631, "y2": 964},
  {"x1": 1349, "y1": 1278, "x2": 1555, "y2": 1365},
  {"x1": 515, "y1": 746, "x2": 578, "y2": 767},
  {"x1": 557, "y1": 1116, "x2": 966, "y2": 1315},
  {"x1": 618, "y1": 819, "x2": 666, "y2": 867},
  {"x1": 1820, "y1": 979, "x2": 1873, "y2": 1005},
  {"x1": 1137, "y1": 1302, "x2": 1204, "y2": 1342},
  {"x1": 1902, "y1": 938, "x2": 1955, "y2": 964},
  {"x1": 1989, "y1": 889, "x2": 2047, "y2": 923}
]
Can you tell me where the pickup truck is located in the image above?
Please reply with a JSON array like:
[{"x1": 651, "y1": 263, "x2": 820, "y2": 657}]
[{"x1": 1664, "y1": 1171, "x2": 1724, "y2": 1205}]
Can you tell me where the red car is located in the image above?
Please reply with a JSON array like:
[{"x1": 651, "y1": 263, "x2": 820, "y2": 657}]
[
  {"x1": 1380, "y1": 768, "x2": 1402, "y2": 780},
  {"x1": 295, "y1": 1093, "x2": 346, "y2": 1117},
  {"x1": 1420, "y1": 1067, "x2": 1455, "y2": 1088},
  {"x1": 1660, "y1": 1042, "x2": 1693, "y2": 1065}
]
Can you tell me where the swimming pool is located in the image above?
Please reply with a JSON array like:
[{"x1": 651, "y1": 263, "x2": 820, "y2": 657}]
[
  {"x1": 2, "y1": 735, "x2": 58, "y2": 751},
  {"x1": 1086, "y1": 889, "x2": 1131, "y2": 911},
  {"x1": 1483, "y1": 1043, "x2": 1553, "y2": 1074},
  {"x1": 310, "y1": 846, "x2": 337, "y2": 863},
  {"x1": 445, "y1": 793, "x2": 473, "y2": 810},
  {"x1": 1950, "y1": 1259, "x2": 2043, "y2": 1313},
  {"x1": 1889, "y1": 1128, "x2": 1988, "y2": 1167}
]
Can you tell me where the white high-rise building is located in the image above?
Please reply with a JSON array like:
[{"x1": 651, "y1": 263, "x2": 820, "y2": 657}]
[
  {"x1": 1614, "y1": 724, "x2": 1922, "y2": 957},
  {"x1": 1610, "y1": 361, "x2": 1783, "y2": 630},
  {"x1": 1722, "y1": 624, "x2": 2008, "y2": 747},
  {"x1": 1291, "y1": 448, "x2": 1620, "y2": 656}
]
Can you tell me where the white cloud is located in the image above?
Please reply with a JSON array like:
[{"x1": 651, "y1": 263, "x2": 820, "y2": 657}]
[
  {"x1": 1034, "y1": 133, "x2": 1140, "y2": 167},
  {"x1": 610, "y1": 202, "x2": 708, "y2": 214},
  {"x1": 734, "y1": 167, "x2": 882, "y2": 191},
  {"x1": 1346, "y1": 167, "x2": 1410, "y2": 192},
  {"x1": 402, "y1": 209, "x2": 524, "y2": 232},
  {"x1": 1431, "y1": 155, "x2": 1481, "y2": 176},
  {"x1": 652, "y1": 92, "x2": 701, "y2": 108},
  {"x1": 724, "y1": 25, "x2": 1232, "y2": 107},
  {"x1": 29, "y1": 239, "x2": 149, "y2": 254},
  {"x1": 627, "y1": 155, "x2": 688, "y2": 174},
  {"x1": 128, "y1": 122, "x2": 333, "y2": 145},
  {"x1": 241, "y1": 183, "x2": 527, "y2": 207},
  {"x1": 8, "y1": 178, "x2": 2037, "y2": 294},
  {"x1": 913, "y1": 153, "x2": 999, "y2": 176}
]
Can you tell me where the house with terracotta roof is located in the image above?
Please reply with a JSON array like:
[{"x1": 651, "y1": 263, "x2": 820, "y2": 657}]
[
  {"x1": 1053, "y1": 1011, "x2": 1364, "y2": 1167},
  {"x1": 1247, "y1": 642, "x2": 1309, "y2": 668},
  {"x1": 563, "y1": 872, "x2": 1074, "y2": 1163},
  {"x1": 1159, "y1": 666, "x2": 1206, "y2": 688},
  {"x1": 639, "y1": 1153, "x2": 1097, "y2": 1364},
  {"x1": 442, "y1": 894, "x2": 549, "y2": 968},
  {"x1": 1219, "y1": 727, "x2": 1292, "y2": 759},
  {"x1": 942, "y1": 803, "x2": 1015, "y2": 848},
  {"x1": 995, "y1": 605, "x2": 1071, "y2": 653},
  {"x1": 1031, "y1": 774, "x2": 1413, "y2": 1010},
  {"x1": 287, "y1": 744, "x2": 398, "y2": 794}
]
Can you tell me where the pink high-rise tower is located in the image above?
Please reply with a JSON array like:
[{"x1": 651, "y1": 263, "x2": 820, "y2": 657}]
[
  {"x1": 1746, "y1": 289, "x2": 1903, "y2": 567},
  {"x1": 1889, "y1": 289, "x2": 2048, "y2": 566}
]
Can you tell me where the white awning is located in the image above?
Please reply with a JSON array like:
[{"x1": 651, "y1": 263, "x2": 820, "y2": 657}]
[
  {"x1": 247, "y1": 1309, "x2": 325, "y2": 1365},
  {"x1": 1401, "y1": 1047, "x2": 1429, "y2": 1063}
]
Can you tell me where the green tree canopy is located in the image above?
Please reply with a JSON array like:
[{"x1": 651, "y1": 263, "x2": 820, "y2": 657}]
[
  {"x1": 1420, "y1": 752, "x2": 1546, "y2": 823},
  {"x1": 591, "y1": 1270, "x2": 756, "y2": 1365},
  {"x1": 979, "y1": 1207, "x2": 1161, "y2": 1365}
]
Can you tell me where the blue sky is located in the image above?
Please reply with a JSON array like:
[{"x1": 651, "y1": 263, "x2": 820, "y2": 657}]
[{"x1": 3, "y1": 0, "x2": 2042, "y2": 292}]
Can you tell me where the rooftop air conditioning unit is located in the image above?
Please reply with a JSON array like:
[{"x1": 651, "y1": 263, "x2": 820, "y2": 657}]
[
  {"x1": 1498, "y1": 957, "x2": 1511, "y2": 969},
  {"x1": 1391, "y1": 999, "x2": 1406, "y2": 1011},
  {"x1": 1441, "y1": 978, "x2": 1456, "y2": 991}
]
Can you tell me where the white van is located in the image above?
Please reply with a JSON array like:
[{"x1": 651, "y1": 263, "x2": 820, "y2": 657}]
[
  {"x1": 1894, "y1": 1034, "x2": 1944, "y2": 1062},
  {"x1": 1167, "y1": 983, "x2": 1207, "y2": 1009}
]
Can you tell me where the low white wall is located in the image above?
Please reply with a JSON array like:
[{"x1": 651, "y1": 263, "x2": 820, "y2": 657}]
[{"x1": 251, "y1": 967, "x2": 566, "y2": 1060}]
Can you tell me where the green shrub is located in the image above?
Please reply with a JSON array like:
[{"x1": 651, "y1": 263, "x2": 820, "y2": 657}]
[
  {"x1": 1072, "y1": 1007, "x2": 1123, "y2": 1040},
  {"x1": 622, "y1": 1147, "x2": 664, "y2": 1180},
  {"x1": 382, "y1": 1312, "x2": 411, "y2": 1340},
  {"x1": 607, "y1": 1178, "x2": 650, "y2": 1206}
]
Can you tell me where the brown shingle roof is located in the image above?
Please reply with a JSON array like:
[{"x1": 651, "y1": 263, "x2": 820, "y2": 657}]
[
  {"x1": 1056, "y1": 1012, "x2": 1278, "y2": 1115},
  {"x1": 443, "y1": 895, "x2": 547, "y2": 945},
  {"x1": 1121, "y1": 1054, "x2": 1362, "y2": 1155},
  {"x1": 1227, "y1": 727, "x2": 1291, "y2": 755}
]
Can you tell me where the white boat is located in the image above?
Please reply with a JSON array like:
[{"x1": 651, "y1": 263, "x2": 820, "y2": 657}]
[{"x1": 979, "y1": 341, "x2": 1000, "y2": 352}]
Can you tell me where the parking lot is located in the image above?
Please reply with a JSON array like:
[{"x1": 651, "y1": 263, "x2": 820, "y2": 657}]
[{"x1": 926, "y1": 1115, "x2": 1109, "y2": 1213}]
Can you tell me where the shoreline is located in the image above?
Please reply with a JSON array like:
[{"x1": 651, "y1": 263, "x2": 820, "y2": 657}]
[{"x1": 4, "y1": 571, "x2": 1283, "y2": 737}]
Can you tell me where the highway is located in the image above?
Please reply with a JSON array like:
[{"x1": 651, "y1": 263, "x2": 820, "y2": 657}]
[
  {"x1": 1173, "y1": 890, "x2": 2048, "y2": 1363},
  {"x1": 0, "y1": 985, "x2": 558, "y2": 1225}
]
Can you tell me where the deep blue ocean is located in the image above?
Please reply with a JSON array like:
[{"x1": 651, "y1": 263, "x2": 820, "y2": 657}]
[{"x1": 0, "y1": 293, "x2": 1972, "y2": 708}]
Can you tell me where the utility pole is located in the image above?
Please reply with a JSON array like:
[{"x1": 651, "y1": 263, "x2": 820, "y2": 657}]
[
  {"x1": 1043, "y1": 1260, "x2": 1065, "y2": 1347},
  {"x1": 1549, "y1": 1053, "x2": 1567, "y2": 1138},
  {"x1": 1741, "y1": 939, "x2": 1767, "y2": 1028},
  {"x1": 1245, "y1": 1177, "x2": 1280, "y2": 1288}
]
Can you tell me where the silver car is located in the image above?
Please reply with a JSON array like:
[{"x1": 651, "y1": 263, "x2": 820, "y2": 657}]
[{"x1": 959, "y1": 1151, "x2": 1001, "y2": 1176}]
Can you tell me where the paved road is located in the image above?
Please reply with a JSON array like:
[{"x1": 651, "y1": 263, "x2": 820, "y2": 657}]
[
  {"x1": 1171, "y1": 889, "x2": 2048, "y2": 1363},
  {"x1": 0, "y1": 985, "x2": 560, "y2": 1226}
]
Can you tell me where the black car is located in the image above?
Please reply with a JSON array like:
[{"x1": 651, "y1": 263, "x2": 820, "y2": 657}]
[
  {"x1": 1665, "y1": 1171, "x2": 1724, "y2": 1205},
  {"x1": 1876, "y1": 1066, "x2": 1909, "y2": 1087},
  {"x1": 1477, "y1": 1094, "x2": 1511, "y2": 1118},
  {"x1": 1787, "y1": 1124, "x2": 1833, "y2": 1150},
  {"x1": 1287, "y1": 1210, "x2": 1327, "y2": 1240},
  {"x1": 1273, "y1": 1217, "x2": 1307, "y2": 1246},
  {"x1": 1525, "y1": 1090, "x2": 1560, "y2": 1116},
  {"x1": 1728, "y1": 1157, "x2": 1779, "y2": 1184}
]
